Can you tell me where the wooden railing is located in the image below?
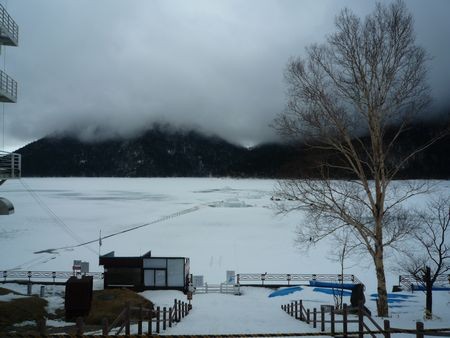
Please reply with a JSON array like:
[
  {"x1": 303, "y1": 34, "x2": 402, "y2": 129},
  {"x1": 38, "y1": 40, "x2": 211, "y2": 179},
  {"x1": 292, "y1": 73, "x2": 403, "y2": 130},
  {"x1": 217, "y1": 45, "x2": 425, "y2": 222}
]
[
  {"x1": 281, "y1": 299, "x2": 450, "y2": 338},
  {"x1": 104, "y1": 298, "x2": 190, "y2": 335}
]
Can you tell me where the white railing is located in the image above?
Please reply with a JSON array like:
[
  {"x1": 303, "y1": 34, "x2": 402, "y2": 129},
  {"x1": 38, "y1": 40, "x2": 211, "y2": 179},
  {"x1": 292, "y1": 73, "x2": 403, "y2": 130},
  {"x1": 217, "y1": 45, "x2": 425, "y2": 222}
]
[
  {"x1": 0, "y1": 150, "x2": 21, "y2": 179},
  {"x1": 194, "y1": 283, "x2": 241, "y2": 295},
  {"x1": 0, "y1": 3, "x2": 18, "y2": 46},
  {"x1": 236, "y1": 273, "x2": 362, "y2": 285},
  {"x1": 0, "y1": 70, "x2": 17, "y2": 102},
  {"x1": 2, "y1": 270, "x2": 103, "y2": 282}
]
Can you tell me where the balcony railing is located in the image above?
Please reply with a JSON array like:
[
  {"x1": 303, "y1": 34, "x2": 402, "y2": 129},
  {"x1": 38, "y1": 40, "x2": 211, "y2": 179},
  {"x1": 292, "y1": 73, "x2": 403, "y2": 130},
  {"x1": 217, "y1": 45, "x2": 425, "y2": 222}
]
[
  {"x1": 0, "y1": 70, "x2": 17, "y2": 103},
  {"x1": 0, "y1": 150, "x2": 21, "y2": 179},
  {"x1": 0, "y1": 3, "x2": 18, "y2": 46}
]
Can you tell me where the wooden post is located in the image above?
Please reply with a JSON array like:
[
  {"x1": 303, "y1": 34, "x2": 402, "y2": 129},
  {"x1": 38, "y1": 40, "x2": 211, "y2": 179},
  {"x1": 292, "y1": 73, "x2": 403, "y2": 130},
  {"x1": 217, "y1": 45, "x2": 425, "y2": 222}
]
[
  {"x1": 313, "y1": 308, "x2": 317, "y2": 329},
  {"x1": 169, "y1": 307, "x2": 173, "y2": 328},
  {"x1": 76, "y1": 317, "x2": 84, "y2": 336},
  {"x1": 102, "y1": 318, "x2": 109, "y2": 336},
  {"x1": 330, "y1": 306, "x2": 335, "y2": 334},
  {"x1": 37, "y1": 318, "x2": 47, "y2": 336},
  {"x1": 163, "y1": 307, "x2": 167, "y2": 331},
  {"x1": 125, "y1": 302, "x2": 131, "y2": 336},
  {"x1": 416, "y1": 321, "x2": 424, "y2": 338},
  {"x1": 343, "y1": 303, "x2": 348, "y2": 338},
  {"x1": 174, "y1": 299, "x2": 178, "y2": 322},
  {"x1": 358, "y1": 302, "x2": 364, "y2": 338},
  {"x1": 178, "y1": 300, "x2": 182, "y2": 321},
  {"x1": 320, "y1": 306, "x2": 325, "y2": 332},
  {"x1": 300, "y1": 300, "x2": 304, "y2": 321},
  {"x1": 384, "y1": 319, "x2": 391, "y2": 338},
  {"x1": 295, "y1": 301, "x2": 299, "y2": 319},
  {"x1": 306, "y1": 308, "x2": 310, "y2": 324},
  {"x1": 138, "y1": 304, "x2": 143, "y2": 335},
  {"x1": 148, "y1": 308, "x2": 153, "y2": 334},
  {"x1": 156, "y1": 306, "x2": 160, "y2": 334}
]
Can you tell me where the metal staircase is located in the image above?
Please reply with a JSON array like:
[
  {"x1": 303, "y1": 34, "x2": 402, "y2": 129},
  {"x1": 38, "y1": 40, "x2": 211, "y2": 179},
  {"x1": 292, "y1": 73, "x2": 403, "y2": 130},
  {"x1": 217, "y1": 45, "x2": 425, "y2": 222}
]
[
  {"x1": 0, "y1": 150, "x2": 21, "y2": 180},
  {"x1": 0, "y1": 3, "x2": 19, "y2": 215}
]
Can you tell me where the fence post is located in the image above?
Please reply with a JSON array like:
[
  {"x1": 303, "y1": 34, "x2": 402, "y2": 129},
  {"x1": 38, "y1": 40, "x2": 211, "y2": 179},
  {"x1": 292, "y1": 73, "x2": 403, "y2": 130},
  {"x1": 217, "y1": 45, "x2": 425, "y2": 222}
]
[
  {"x1": 76, "y1": 317, "x2": 84, "y2": 336},
  {"x1": 138, "y1": 304, "x2": 143, "y2": 335},
  {"x1": 169, "y1": 307, "x2": 173, "y2": 328},
  {"x1": 343, "y1": 303, "x2": 348, "y2": 338},
  {"x1": 148, "y1": 307, "x2": 153, "y2": 334},
  {"x1": 156, "y1": 306, "x2": 160, "y2": 334},
  {"x1": 178, "y1": 300, "x2": 182, "y2": 320},
  {"x1": 102, "y1": 318, "x2": 109, "y2": 335},
  {"x1": 163, "y1": 307, "x2": 167, "y2": 331},
  {"x1": 306, "y1": 308, "x2": 310, "y2": 324},
  {"x1": 125, "y1": 302, "x2": 131, "y2": 336},
  {"x1": 174, "y1": 299, "x2": 178, "y2": 322},
  {"x1": 358, "y1": 302, "x2": 364, "y2": 338},
  {"x1": 300, "y1": 300, "x2": 304, "y2": 321},
  {"x1": 320, "y1": 305, "x2": 325, "y2": 332},
  {"x1": 330, "y1": 305, "x2": 335, "y2": 335},
  {"x1": 295, "y1": 301, "x2": 299, "y2": 319},
  {"x1": 416, "y1": 321, "x2": 424, "y2": 338},
  {"x1": 37, "y1": 318, "x2": 47, "y2": 336},
  {"x1": 384, "y1": 319, "x2": 391, "y2": 338},
  {"x1": 313, "y1": 308, "x2": 317, "y2": 329}
]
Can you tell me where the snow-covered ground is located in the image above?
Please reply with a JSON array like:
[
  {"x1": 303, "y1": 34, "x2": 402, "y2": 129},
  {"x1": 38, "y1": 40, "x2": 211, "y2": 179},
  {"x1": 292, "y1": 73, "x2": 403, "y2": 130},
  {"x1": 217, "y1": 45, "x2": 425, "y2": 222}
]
[{"x1": 1, "y1": 178, "x2": 449, "y2": 334}]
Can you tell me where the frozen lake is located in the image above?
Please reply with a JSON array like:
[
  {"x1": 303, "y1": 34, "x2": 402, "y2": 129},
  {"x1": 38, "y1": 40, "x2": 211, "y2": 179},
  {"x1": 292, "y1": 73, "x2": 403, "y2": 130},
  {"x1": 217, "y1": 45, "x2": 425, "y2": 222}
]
[{"x1": 1, "y1": 177, "x2": 450, "y2": 292}]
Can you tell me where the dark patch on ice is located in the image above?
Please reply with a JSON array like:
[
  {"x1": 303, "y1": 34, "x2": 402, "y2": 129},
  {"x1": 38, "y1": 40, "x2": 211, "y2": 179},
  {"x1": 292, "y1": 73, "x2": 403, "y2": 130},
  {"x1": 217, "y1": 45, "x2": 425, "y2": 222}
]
[{"x1": 34, "y1": 248, "x2": 59, "y2": 254}]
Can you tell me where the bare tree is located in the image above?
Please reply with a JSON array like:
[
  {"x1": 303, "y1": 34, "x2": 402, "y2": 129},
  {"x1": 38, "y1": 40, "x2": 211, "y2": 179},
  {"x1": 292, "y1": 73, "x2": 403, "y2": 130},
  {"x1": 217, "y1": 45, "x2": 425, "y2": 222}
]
[
  {"x1": 402, "y1": 195, "x2": 450, "y2": 319},
  {"x1": 327, "y1": 230, "x2": 358, "y2": 310},
  {"x1": 273, "y1": 1, "x2": 440, "y2": 317}
]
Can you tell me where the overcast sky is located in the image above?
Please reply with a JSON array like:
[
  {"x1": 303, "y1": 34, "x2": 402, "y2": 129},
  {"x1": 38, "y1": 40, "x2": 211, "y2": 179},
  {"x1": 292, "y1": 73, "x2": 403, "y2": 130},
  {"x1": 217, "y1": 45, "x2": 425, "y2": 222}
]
[{"x1": 2, "y1": 0, "x2": 450, "y2": 150}]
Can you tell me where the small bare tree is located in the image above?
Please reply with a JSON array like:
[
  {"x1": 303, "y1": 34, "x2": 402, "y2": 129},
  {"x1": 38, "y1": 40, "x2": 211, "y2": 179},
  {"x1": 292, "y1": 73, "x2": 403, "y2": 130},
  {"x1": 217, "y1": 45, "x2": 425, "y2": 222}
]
[
  {"x1": 327, "y1": 230, "x2": 357, "y2": 310},
  {"x1": 273, "y1": 1, "x2": 442, "y2": 316},
  {"x1": 402, "y1": 195, "x2": 450, "y2": 319}
]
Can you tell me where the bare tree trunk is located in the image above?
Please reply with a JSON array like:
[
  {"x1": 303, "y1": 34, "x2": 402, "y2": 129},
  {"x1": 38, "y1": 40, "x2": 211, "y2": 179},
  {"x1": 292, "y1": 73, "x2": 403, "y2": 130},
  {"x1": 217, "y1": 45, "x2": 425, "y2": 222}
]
[{"x1": 374, "y1": 243, "x2": 389, "y2": 317}]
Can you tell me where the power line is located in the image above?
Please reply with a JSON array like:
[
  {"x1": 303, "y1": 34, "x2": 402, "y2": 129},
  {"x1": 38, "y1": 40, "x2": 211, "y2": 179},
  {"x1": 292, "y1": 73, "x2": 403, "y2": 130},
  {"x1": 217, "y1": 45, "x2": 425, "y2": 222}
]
[{"x1": 19, "y1": 179, "x2": 97, "y2": 255}]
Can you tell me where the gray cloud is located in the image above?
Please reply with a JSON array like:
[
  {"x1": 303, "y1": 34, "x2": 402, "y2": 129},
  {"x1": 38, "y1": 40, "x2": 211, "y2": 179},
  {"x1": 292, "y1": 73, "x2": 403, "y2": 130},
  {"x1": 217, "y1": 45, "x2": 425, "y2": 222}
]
[{"x1": 2, "y1": 0, "x2": 450, "y2": 150}]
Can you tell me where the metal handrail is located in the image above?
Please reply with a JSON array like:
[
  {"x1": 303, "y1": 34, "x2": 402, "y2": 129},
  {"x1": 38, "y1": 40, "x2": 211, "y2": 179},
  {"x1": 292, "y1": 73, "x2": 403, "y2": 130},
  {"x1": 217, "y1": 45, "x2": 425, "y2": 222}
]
[
  {"x1": 0, "y1": 70, "x2": 17, "y2": 102},
  {"x1": 0, "y1": 150, "x2": 21, "y2": 179},
  {"x1": 0, "y1": 3, "x2": 19, "y2": 46},
  {"x1": 2, "y1": 270, "x2": 104, "y2": 281},
  {"x1": 237, "y1": 273, "x2": 362, "y2": 285},
  {"x1": 399, "y1": 274, "x2": 450, "y2": 291}
]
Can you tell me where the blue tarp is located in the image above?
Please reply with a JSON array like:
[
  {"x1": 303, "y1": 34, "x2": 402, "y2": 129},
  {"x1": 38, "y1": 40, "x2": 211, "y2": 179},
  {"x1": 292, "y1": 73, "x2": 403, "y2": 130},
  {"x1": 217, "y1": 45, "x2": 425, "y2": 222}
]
[
  {"x1": 268, "y1": 286, "x2": 303, "y2": 298},
  {"x1": 308, "y1": 280, "x2": 357, "y2": 290},
  {"x1": 370, "y1": 293, "x2": 417, "y2": 305},
  {"x1": 370, "y1": 293, "x2": 415, "y2": 299},
  {"x1": 313, "y1": 287, "x2": 352, "y2": 296}
]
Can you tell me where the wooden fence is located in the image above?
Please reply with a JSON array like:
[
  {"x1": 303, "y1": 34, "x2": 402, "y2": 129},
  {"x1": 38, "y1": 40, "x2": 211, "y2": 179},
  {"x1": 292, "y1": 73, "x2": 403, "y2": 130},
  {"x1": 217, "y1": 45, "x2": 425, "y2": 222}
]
[
  {"x1": 35, "y1": 298, "x2": 190, "y2": 336},
  {"x1": 281, "y1": 300, "x2": 450, "y2": 338}
]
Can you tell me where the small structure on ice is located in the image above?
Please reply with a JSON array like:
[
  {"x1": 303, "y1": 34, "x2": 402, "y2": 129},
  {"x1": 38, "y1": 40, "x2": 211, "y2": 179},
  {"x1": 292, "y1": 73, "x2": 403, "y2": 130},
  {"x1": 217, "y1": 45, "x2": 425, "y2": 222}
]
[{"x1": 99, "y1": 250, "x2": 190, "y2": 292}]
